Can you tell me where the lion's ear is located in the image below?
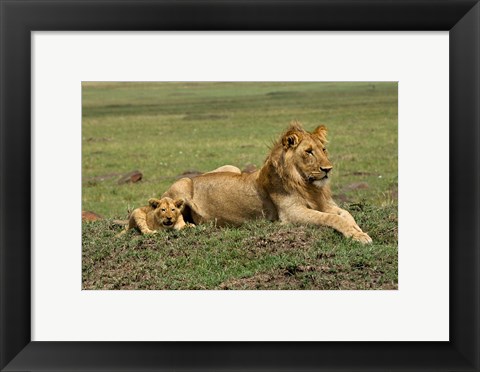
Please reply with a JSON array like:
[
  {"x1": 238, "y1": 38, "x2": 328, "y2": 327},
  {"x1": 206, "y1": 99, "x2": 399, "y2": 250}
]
[
  {"x1": 288, "y1": 120, "x2": 304, "y2": 132},
  {"x1": 148, "y1": 198, "x2": 161, "y2": 208},
  {"x1": 282, "y1": 131, "x2": 301, "y2": 150},
  {"x1": 312, "y1": 125, "x2": 328, "y2": 144},
  {"x1": 174, "y1": 198, "x2": 184, "y2": 209}
]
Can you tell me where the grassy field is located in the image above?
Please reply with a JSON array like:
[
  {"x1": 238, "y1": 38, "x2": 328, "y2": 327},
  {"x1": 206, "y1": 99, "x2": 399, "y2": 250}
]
[{"x1": 82, "y1": 82, "x2": 398, "y2": 290}]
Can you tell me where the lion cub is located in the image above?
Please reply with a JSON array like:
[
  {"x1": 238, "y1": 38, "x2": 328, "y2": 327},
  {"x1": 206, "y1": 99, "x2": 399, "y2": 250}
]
[{"x1": 121, "y1": 197, "x2": 187, "y2": 235}]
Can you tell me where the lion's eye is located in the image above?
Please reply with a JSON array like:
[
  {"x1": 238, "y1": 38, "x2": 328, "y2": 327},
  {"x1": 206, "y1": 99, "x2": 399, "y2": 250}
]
[
  {"x1": 306, "y1": 149, "x2": 313, "y2": 155},
  {"x1": 322, "y1": 148, "x2": 327, "y2": 153},
  {"x1": 161, "y1": 209, "x2": 166, "y2": 212},
  {"x1": 171, "y1": 208, "x2": 175, "y2": 212}
]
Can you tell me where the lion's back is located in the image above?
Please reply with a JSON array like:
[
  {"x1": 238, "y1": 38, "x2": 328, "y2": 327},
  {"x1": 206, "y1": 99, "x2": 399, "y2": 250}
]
[{"x1": 166, "y1": 172, "x2": 269, "y2": 226}]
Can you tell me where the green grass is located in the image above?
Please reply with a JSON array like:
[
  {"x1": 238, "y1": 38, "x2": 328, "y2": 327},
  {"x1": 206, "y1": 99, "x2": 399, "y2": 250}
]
[{"x1": 82, "y1": 82, "x2": 398, "y2": 290}]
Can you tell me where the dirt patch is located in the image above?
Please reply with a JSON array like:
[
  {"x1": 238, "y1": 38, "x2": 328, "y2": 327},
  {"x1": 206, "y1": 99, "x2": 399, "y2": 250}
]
[
  {"x1": 244, "y1": 227, "x2": 314, "y2": 256},
  {"x1": 345, "y1": 182, "x2": 369, "y2": 190},
  {"x1": 84, "y1": 137, "x2": 112, "y2": 143},
  {"x1": 83, "y1": 170, "x2": 143, "y2": 185},
  {"x1": 218, "y1": 264, "x2": 339, "y2": 290},
  {"x1": 265, "y1": 91, "x2": 301, "y2": 98},
  {"x1": 219, "y1": 260, "x2": 397, "y2": 290},
  {"x1": 335, "y1": 154, "x2": 356, "y2": 161},
  {"x1": 84, "y1": 172, "x2": 122, "y2": 183},
  {"x1": 183, "y1": 114, "x2": 229, "y2": 121},
  {"x1": 343, "y1": 171, "x2": 376, "y2": 177},
  {"x1": 219, "y1": 269, "x2": 300, "y2": 290}
]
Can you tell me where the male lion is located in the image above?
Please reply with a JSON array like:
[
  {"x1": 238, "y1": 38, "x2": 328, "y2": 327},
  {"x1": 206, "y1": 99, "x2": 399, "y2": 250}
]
[
  {"x1": 119, "y1": 197, "x2": 187, "y2": 235},
  {"x1": 163, "y1": 121, "x2": 372, "y2": 244}
]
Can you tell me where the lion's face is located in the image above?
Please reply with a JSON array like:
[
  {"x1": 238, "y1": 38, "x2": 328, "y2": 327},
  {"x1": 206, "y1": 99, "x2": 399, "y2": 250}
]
[
  {"x1": 282, "y1": 124, "x2": 333, "y2": 188},
  {"x1": 149, "y1": 197, "x2": 184, "y2": 229}
]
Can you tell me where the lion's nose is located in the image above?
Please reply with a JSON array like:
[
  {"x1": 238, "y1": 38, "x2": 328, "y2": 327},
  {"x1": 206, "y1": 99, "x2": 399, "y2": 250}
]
[{"x1": 321, "y1": 166, "x2": 332, "y2": 174}]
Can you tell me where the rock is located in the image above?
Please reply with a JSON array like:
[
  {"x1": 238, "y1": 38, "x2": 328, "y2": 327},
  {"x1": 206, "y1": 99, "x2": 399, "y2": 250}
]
[
  {"x1": 118, "y1": 170, "x2": 143, "y2": 184},
  {"x1": 82, "y1": 211, "x2": 103, "y2": 222}
]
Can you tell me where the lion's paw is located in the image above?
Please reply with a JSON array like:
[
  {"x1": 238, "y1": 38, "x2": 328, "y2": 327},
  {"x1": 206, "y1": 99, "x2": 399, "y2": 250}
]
[{"x1": 351, "y1": 231, "x2": 373, "y2": 244}]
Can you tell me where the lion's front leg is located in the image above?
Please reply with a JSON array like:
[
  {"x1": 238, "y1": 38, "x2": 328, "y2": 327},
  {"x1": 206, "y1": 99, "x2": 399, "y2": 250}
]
[
  {"x1": 281, "y1": 207, "x2": 372, "y2": 244},
  {"x1": 323, "y1": 201, "x2": 372, "y2": 239},
  {"x1": 324, "y1": 202, "x2": 359, "y2": 226}
]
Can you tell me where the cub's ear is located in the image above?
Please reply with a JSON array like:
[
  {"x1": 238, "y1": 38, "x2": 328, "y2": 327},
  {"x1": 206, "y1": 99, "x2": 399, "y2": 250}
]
[
  {"x1": 148, "y1": 198, "x2": 161, "y2": 208},
  {"x1": 282, "y1": 131, "x2": 301, "y2": 150},
  {"x1": 312, "y1": 125, "x2": 328, "y2": 144},
  {"x1": 174, "y1": 198, "x2": 185, "y2": 209}
]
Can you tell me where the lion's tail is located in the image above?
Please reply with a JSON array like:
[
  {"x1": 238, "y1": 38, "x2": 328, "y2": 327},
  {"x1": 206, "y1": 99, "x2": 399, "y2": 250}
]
[
  {"x1": 115, "y1": 227, "x2": 128, "y2": 238},
  {"x1": 112, "y1": 219, "x2": 129, "y2": 238}
]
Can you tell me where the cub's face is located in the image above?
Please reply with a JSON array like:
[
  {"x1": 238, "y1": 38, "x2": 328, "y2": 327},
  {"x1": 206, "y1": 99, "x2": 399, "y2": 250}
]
[{"x1": 149, "y1": 197, "x2": 184, "y2": 229}]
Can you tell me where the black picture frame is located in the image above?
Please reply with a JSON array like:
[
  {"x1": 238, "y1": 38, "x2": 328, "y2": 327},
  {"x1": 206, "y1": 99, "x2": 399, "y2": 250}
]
[{"x1": 1, "y1": 1, "x2": 479, "y2": 371}]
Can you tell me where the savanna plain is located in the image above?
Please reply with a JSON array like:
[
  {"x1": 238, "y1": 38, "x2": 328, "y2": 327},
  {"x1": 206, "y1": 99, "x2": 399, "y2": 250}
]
[{"x1": 82, "y1": 82, "x2": 398, "y2": 290}]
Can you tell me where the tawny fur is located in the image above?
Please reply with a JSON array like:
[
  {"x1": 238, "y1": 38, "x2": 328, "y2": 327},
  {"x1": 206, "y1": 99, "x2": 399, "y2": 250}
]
[
  {"x1": 118, "y1": 197, "x2": 187, "y2": 235},
  {"x1": 206, "y1": 165, "x2": 241, "y2": 174},
  {"x1": 163, "y1": 121, "x2": 372, "y2": 244}
]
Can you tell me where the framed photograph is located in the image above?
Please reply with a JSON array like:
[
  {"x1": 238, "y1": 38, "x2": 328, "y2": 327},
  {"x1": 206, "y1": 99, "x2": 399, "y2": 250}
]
[
  {"x1": 80, "y1": 80, "x2": 398, "y2": 293},
  {"x1": 1, "y1": 1, "x2": 479, "y2": 371}
]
